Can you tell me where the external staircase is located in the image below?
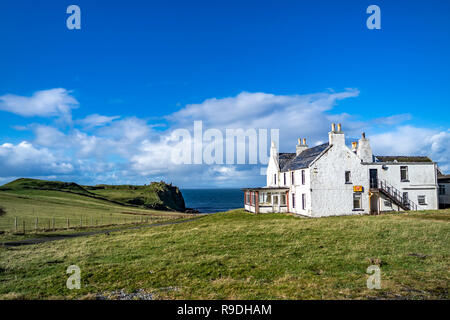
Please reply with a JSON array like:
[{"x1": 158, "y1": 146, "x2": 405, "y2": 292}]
[{"x1": 370, "y1": 179, "x2": 418, "y2": 211}]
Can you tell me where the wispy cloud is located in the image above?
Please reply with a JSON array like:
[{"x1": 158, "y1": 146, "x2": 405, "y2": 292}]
[
  {"x1": 0, "y1": 88, "x2": 78, "y2": 122},
  {"x1": 77, "y1": 114, "x2": 120, "y2": 129}
]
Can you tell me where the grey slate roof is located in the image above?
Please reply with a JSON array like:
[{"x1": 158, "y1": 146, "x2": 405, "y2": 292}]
[
  {"x1": 375, "y1": 156, "x2": 432, "y2": 163},
  {"x1": 279, "y1": 143, "x2": 329, "y2": 172},
  {"x1": 278, "y1": 153, "x2": 296, "y2": 170}
]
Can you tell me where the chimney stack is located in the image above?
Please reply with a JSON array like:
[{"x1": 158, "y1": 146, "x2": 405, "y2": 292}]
[
  {"x1": 296, "y1": 137, "x2": 308, "y2": 155},
  {"x1": 328, "y1": 123, "x2": 345, "y2": 146},
  {"x1": 352, "y1": 141, "x2": 357, "y2": 153},
  {"x1": 356, "y1": 132, "x2": 373, "y2": 162}
]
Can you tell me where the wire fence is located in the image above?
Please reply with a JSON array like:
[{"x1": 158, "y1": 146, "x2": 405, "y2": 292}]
[{"x1": 0, "y1": 213, "x2": 192, "y2": 234}]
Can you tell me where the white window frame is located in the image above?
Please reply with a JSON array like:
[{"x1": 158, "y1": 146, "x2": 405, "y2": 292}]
[
  {"x1": 353, "y1": 193, "x2": 362, "y2": 210},
  {"x1": 418, "y1": 195, "x2": 426, "y2": 205},
  {"x1": 400, "y1": 166, "x2": 409, "y2": 182}
]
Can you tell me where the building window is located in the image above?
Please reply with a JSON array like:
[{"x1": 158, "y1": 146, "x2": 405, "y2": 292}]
[
  {"x1": 400, "y1": 166, "x2": 409, "y2": 181},
  {"x1": 439, "y1": 185, "x2": 446, "y2": 195},
  {"x1": 292, "y1": 193, "x2": 295, "y2": 208},
  {"x1": 283, "y1": 173, "x2": 286, "y2": 185},
  {"x1": 267, "y1": 193, "x2": 272, "y2": 204},
  {"x1": 302, "y1": 193, "x2": 306, "y2": 210},
  {"x1": 281, "y1": 194, "x2": 286, "y2": 205},
  {"x1": 252, "y1": 193, "x2": 256, "y2": 205},
  {"x1": 345, "y1": 171, "x2": 351, "y2": 184},
  {"x1": 291, "y1": 172, "x2": 295, "y2": 185},
  {"x1": 353, "y1": 193, "x2": 362, "y2": 209},
  {"x1": 384, "y1": 200, "x2": 392, "y2": 207},
  {"x1": 245, "y1": 192, "x2": 250, "y2": 204},
  {"x1": 418, "y1": 195, "x2": 426, "y2": 205},
  {"x1": 402, "y1": 192, "x2": 409, "y2": 204},
  {"x1": 273, "y1": 195, "x2": 279, "y2": 205},
  {"x1": 274, "y1": 174, "x2": 277, "y2": 185},
  {"x1": 301, "y1": 170, "x2": 305, "y2": 185}
]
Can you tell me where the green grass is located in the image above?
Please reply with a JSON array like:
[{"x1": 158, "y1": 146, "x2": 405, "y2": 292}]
[
  {"x1": 1, "y1": 178, "x2": 186, "y2": 211},
  {"x1": 0, "y1": 188, "x2": 189, "y2": 234},
  {"x1": 0, "y1": 209, "x2": 448, "y2": 300}
]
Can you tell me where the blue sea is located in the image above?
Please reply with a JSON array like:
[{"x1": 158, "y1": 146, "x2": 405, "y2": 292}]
[{"x1": 181, "y1": 189, "x2": 243, "y2": 213}]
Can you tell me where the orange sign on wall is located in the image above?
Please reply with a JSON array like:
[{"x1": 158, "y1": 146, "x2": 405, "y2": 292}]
[{"x1": 353, "y1": 185, "x2": 363, "y2": 192}]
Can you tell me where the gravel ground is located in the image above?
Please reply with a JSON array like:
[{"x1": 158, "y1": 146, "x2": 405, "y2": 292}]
[{"x1": 95, "y1": 289, "x2": 154, "y2": 300}]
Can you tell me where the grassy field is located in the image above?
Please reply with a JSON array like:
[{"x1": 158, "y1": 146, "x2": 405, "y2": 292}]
[
  {"x1": 0, "y1": 186, "x2": 190, "y2": 234},
  {"x1": 0, "y1": 178, "x2": 187, "y2": 212},
  {"x1": 0, "y1": 209, "x2": 448, "y2": 300}
]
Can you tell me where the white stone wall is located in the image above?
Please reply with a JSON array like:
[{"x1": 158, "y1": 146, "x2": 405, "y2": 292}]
[
  {"x1": 366, "y1": 163, "x2": 438, "y2": 210},
  {"x1": 289, "y1": 169, "x2": 312, "y2": 215},
  {"x1": 266, "y1": 154, "x2": 279, "y2": 187},
  {"x1": 309, "y1": 142, "x2": 369, "y2": 217}
]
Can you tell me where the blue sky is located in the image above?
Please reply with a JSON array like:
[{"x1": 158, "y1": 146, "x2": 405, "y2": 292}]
[{"x1": 0, "y1": 0, "x2": 449, "y2": 187}]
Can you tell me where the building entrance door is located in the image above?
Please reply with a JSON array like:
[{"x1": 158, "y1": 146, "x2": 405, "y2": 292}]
[
  {"x1": 272, "y1": 194, "x2": 279, "y2": 212},
  {"x1": 370, "y1": 192, "x2": 379, "y2": 215}
]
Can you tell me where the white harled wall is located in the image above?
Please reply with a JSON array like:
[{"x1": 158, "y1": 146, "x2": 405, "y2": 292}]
[
  {"x1": 366, "y1": 163, "x2": 438, "y2": 210},
  {"x1": 309, "y1": 142, "x2": 369, "y2": 217}
]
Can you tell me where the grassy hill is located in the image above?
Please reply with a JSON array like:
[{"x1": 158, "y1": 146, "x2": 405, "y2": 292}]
[
  {"x1": 1, "y1": 178, "x2": 93, "y2": 195},
  {"x1": 84, "y1": 182, "x2": 186, "y2": 211},
  {"x1": 0, "y1": 209, "x2": 448, "y2": 299},
  {"x1": 1, "y1": 178, "x2": 186, "y2": 211},
  {"x1": 0, "y1": 178, "x2": 189, "y2": 234}
]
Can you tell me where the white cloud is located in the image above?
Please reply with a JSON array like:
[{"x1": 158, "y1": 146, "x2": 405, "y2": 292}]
[
  {"x1": 78, "y1": 114, "x2": 120, "y2": 129},
  {"x1": 1, "y1": 89, "x2": 449, "y2": 186},
  {"x1": 0, "y1": 88, "x2": 78, "y2": 121},
  {"x1": 167, "y1": 89, "x2": 360, "y2": 151},
  {"x1": 370, "y1": 126, "x2": 450, "y2": 172},
  {"x1": 0, "y1": 141, "x2": 73, "y2": 177}
]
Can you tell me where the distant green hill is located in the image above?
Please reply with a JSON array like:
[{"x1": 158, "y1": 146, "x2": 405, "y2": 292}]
[
  {"x1": 0, "y1": 178, "x2": 186, "y2": 212},
  {"x1": 1, "y1": 178, "x2": 93, "y2": 195}
]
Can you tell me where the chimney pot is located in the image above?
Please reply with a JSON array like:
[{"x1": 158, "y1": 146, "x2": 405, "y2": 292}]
[
  {"x1": 298, "y1": 138, "x2": 301, "y2": 145},
  {"x1": 331, "y1": 123, "x2": 336, "y2": 132},
  {"x1": 362, "y1": 132, "x2": 366, "y2": 139},
  {"x1": 337, "y1": 123, "x2": 342, "y2": 132},
  {"x1": 303, "y1": 138, "x2": 306, "y2": 145}
]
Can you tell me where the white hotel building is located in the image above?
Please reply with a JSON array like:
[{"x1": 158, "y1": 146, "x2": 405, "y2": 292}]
[{"x1": 243, "y1": 123, "x2": 439, "y2": 217}]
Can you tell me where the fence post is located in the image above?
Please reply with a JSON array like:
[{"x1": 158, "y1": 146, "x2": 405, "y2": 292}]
[
  {"x1": 52, "y1": 218, "x2": 55, "y2": 231},
  {"x1": 80, "y1": 217, "x2": 82, "y2": 228},
  {"x1": 35, "y1": 217, "x2": 38, "y2": 232},
  {"x1": 67, "y1": 218, "x2": 70, "y2": 229},
  {"x1": 23, "y1": 220, "x2": 26, "y2": 234},
  {"x1": 14, "y1": 217, "x2": 17, "y2": 232}
]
